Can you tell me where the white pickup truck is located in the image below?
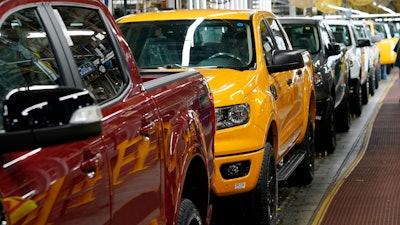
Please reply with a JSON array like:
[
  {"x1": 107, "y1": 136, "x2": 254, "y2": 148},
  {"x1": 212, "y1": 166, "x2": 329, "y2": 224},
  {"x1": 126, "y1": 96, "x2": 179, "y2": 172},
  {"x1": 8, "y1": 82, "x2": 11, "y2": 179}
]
[{"x1": 326, "y1": 19, "x2": 372, "y2": 117}]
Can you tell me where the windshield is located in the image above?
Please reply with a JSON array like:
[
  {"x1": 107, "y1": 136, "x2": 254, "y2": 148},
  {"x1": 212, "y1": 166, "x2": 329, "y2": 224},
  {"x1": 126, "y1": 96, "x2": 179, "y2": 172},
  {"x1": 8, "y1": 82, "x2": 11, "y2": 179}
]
[
  {"x1": 119, "y1": 19, "x2": 254, "y2": 69},
  {"x1": 281, "y1": 24, "x2": 319, "y2": 54}
]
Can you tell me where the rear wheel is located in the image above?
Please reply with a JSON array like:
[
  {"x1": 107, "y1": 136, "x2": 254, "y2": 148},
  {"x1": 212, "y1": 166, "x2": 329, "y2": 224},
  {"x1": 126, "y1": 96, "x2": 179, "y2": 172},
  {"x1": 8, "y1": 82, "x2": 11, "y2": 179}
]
[
  {"x1": 178, "y1": 199, "x2": 202, "y2": 225},
  {"x1": 248, "y1": 143, "x2": 278, "y2": 225}
]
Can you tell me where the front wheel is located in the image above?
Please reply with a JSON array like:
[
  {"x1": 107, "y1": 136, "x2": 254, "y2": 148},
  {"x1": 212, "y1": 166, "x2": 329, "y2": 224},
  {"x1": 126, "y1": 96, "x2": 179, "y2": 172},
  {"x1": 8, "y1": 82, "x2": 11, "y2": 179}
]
[
  {"x1": 369, "y1": 72, "x2": 375, "y2": 96},
  {"x1": 375, "y1": 61, "x2": 381, "y2": 89},
  {"x1": 288, "y1": 116, "x2": 315, "y2": 185},
  {"x1": 361, "y1": 79, "x2": 369, "y2": 105},
  {"x1": 316, "y1": 96, "x2": 336, "y2": 154},
  {"x1": 335, "y1": 84, "x2": 350, "y2": 133},
  {"x1": 350, "y1": 79, "x2": 362, "y2": 117},
  {"x1": 248, "y1": 143, "x2": 278, "y2": 225},
  {"x1": 178, "y1": 198, "x2": 202, "y2": 225}
]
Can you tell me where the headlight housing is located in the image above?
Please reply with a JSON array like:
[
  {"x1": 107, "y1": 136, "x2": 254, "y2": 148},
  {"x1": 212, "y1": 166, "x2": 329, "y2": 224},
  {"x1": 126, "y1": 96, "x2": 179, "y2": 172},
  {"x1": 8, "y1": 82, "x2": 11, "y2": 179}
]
[{"x1": 215, "y1": 103, "x2": 250, "y2": 130}]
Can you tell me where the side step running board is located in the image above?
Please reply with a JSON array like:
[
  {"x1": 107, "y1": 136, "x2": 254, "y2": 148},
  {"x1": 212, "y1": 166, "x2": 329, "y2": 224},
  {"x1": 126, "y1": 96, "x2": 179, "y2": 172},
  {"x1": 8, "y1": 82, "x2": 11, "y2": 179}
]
[{"x1": 277, "y1": 152, "x2": 305, "y2": 181}]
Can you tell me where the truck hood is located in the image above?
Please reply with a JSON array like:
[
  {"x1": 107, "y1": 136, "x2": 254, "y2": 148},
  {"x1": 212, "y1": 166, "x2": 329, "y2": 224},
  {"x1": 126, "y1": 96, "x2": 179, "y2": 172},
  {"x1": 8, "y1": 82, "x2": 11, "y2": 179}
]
[
  {"x1": 195, "y1": 68, "x2": 256, "y2": 107},
  {"x1": 139, "y1": 67, "x2": 256, "y2": 107}
]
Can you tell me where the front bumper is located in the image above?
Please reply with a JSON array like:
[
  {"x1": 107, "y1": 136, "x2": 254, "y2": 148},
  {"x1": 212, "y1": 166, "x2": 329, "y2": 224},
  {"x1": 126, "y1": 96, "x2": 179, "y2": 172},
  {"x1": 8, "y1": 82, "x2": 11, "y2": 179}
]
[{"x1": 212, "y1": 148, "x2": 264, "y2": 196}]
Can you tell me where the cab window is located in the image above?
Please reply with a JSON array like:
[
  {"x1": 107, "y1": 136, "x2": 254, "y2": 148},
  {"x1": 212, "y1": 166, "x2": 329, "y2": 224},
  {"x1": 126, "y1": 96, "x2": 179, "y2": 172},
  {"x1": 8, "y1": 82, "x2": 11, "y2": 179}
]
[
  {"x1": 330, "y1": 24, "x2": 351, "y2": 46},
  {"x1": 0, "y1": 7, "x2": 63, "y2": 130},
  {"x1": 260, "y1": 20, "x2": 274, "y2": 65},
  {"x1": 53, "y1": 6, "x2": 125, "y2": 103},
  {"x1": 266, "y1": 18, "x2": 288, "y2": 50},
  {"x1": 0, "y1": 8, "x2": 62, "y2": 98},
  {"x1": 320, "y1": 25, "x2": 331, "y2": 51}
]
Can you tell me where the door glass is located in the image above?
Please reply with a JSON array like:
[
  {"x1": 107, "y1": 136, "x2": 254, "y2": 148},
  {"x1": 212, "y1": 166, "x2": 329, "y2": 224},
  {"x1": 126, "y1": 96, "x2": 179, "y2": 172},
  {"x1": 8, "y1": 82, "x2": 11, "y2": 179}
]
[
  {"x1": 260, "y1": 21, "x2": 274, "y2": 65},
  {"x1": 53, "y1": 6, "x2": 125, "y2": 103},
  {"x1": 0, "y1": 8, "x2": 62, "y2": 130},
  {"x1": 267, "y1": 18, "x2": 288, "y2": 50}
]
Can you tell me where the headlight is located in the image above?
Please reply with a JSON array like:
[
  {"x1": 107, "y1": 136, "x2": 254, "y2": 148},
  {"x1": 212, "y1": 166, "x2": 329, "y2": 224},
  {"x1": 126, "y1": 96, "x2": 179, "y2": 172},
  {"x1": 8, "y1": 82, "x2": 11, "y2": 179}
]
[{"x1": 215, "y1": 103, "x2": 250, "y2": 130}]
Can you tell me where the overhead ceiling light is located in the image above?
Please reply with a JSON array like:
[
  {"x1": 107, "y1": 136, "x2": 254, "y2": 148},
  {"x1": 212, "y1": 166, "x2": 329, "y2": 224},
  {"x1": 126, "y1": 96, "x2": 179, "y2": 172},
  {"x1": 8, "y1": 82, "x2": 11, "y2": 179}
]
[
  {"x1": 372, "y1": 2, "x2": 396, "y2": 14},
  {"x1": 326, "y1": 4, "x2": 369, "y2": 15}
]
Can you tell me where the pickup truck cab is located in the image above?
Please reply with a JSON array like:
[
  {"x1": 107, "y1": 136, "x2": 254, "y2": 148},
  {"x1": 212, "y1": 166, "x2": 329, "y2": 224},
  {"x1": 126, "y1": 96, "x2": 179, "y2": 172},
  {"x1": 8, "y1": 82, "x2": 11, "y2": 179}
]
[
  {"x1": 280, "y1": 17, "x2": 350, "y2": 154},
  {"x1": 368, "y1": 21, "x2": 399, "y2": 78},
  {"x1": 326, "y1": 19, "x2": 371, "y2": 117},
  {"x1": 364, "y1": 20, "x2": 382, "y2": 88},
  {"x1": 117, "y1": 9, "x2": 316, "y2": 225},
  {"x1": 352, "y1": 20, "x2": 382, "y2": 95},
  {"x1": 374, "y1": 21, "x2": 399, "y2": 66},
  {"x1": 0, "y1": 1, "x2": 215, "y2": 225}
]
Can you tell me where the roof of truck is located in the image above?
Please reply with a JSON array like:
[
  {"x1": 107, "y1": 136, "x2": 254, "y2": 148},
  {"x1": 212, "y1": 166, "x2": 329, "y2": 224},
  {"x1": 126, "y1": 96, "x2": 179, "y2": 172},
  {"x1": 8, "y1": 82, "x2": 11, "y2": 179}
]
[{"x1": 116, "y1": 9, "x2": 276, "y2": 23}]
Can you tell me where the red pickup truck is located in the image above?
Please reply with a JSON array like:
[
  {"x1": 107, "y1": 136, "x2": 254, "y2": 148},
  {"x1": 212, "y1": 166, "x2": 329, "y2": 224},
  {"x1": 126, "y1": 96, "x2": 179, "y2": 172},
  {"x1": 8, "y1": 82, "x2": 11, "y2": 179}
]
[{"x1": 0, "y1": 1, "x2": 215, "y2": 225}]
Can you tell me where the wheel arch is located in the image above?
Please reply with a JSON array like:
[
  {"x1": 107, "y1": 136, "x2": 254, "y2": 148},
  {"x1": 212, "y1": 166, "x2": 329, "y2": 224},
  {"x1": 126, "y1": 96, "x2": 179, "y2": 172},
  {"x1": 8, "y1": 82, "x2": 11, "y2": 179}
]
[
  {"x1": 266, "y1": 120, "x2": 278, "y2": 163},
  {"x1": 181, "y1": 155, "x2": 210, "y2": 225},
  {"x1": 168, "y1": 112, "x2": 213, "y2": 225},
  {"x1": 298, "y1": 87, "x2": 316, "y2": 146}
]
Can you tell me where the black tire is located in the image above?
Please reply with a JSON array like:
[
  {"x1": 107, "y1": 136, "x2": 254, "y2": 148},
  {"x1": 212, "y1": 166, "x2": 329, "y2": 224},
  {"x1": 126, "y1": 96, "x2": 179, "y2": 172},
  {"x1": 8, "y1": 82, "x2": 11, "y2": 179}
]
[
  {"x1": 335, "y1": 84, "x2": 350, "y2": 133},
  {"x1": 316, "y1": 96, "x2": 336, "y2": 154},
  {"x1": 375, "y1": 61, "x2": 381, "y2": 89},
  {"x1": 288, "y1": 116, "x2": 315, "y2": 185},
  {"x1": 361, "y1": 78, "x2": 369, "y2": 105},
  {"x1": 350, "y1": 78, "x2": 362, "y2": 117},
  {"x1": 178, "y1": 198, "x2": 202, "y2": 225},
  {"x1": 248, "y1": 143, "x2": 278, "y2": 225},
  {"x1": 369, "y1": 72, "x2": 375, "y2": 96}
]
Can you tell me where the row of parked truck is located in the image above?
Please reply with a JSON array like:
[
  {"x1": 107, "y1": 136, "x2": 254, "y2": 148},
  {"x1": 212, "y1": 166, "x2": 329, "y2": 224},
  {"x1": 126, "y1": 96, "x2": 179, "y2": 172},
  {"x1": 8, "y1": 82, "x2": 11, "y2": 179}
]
[
  {"x1": 280, "y1": 17, "x2": 398, "y2": 155},
  {"x1": 0, "y1": 1, "x2": 397, "y2": 225}
]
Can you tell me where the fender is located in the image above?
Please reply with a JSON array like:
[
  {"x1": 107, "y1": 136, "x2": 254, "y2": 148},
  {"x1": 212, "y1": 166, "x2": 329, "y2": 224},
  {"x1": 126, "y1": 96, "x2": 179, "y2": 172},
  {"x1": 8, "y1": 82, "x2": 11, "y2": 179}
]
[{"x1": 166, "y1": 111, "x2": 211, "y2": 224}]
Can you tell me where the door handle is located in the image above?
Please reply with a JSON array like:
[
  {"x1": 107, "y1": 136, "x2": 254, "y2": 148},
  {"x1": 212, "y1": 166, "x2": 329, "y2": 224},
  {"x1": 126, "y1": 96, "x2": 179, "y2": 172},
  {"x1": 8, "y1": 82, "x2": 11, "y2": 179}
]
[
  {"x1": 80, "y1": 149, "x2": 103, "y2": 178},
  {"x1": 270, "y1": 85, "x2": 278, "y2": 100},
  {"x1": 297, "y1": 69, "x2": 303, "y2": 76},
  {"x1": 287, "y1": 78, "x2": 293, "y2": 86},
  {"x1": 139, "y1": 121, "x2": 156, "y2": 137}
]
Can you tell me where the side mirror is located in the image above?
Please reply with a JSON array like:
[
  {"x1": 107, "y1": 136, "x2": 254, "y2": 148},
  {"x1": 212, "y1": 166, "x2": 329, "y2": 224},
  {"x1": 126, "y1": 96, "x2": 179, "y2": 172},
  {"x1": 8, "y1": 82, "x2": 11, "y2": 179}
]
[
  {"x1": 326, "y1": 43, "x2": 341, "y2": 56},
  {"x1": 0, "y1": 86, "x2": 102, "y2": 152},
  {"x1": 371, "y1": 34, "x2": 382, "y2": 43},
  {"x1": 267, "y1": 49, "x2": 305, "y2": 73},
  {"x1": 357, "y1": 38, "x2": 372, "y2": 47}
]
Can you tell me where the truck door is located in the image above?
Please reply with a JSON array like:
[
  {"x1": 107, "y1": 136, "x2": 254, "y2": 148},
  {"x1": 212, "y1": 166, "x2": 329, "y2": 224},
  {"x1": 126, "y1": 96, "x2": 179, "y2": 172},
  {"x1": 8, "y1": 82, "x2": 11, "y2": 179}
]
[
  {"x1": 0, "y1": 5, "x2": 113, "y2": 225},
  {"x1": 48, "y1": 5, "x2": 163, "y2": 225},
  {"x1": 260, "y1": 18, "x2": 303, "y2": 154}
]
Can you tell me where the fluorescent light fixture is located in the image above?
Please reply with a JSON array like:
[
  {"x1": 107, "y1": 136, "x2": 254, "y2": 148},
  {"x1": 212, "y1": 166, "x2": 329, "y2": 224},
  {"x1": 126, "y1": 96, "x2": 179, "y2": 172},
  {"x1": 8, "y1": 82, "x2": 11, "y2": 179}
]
[
  {"x1": 373, "y1": 2, "x2": 396, "y2": 14},
  {"x1": 27, "y1": 30, "x2": 94, "y2": 38},
  {"x1": 326, "y1": 4, "x2": 369, "y2": 15}
]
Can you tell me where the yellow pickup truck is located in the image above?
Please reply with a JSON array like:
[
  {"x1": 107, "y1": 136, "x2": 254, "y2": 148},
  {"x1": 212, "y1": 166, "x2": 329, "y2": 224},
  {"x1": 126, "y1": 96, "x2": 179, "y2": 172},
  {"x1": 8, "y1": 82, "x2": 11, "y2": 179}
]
[
  {"x1": 367, "y1": 21, "x2": 399, "y2": 78},
  {"x1": 117, "y1": 9, "x2": 316, "y2": 225}
]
